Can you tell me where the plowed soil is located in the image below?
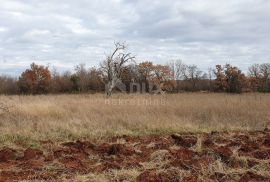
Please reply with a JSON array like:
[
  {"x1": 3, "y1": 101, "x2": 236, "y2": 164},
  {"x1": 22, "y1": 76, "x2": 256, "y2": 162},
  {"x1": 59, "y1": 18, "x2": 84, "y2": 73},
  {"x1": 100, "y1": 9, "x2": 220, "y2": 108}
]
[{"x1": 0, "y1": 131, "x2": 270, "y2": 181}]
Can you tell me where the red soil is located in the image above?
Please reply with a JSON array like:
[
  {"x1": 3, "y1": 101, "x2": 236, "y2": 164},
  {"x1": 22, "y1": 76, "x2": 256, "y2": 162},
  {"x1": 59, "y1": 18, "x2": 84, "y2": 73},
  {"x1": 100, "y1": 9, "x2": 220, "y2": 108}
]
[{"x1": 0, "y1": 131, "x2": 270, "y2": 181}]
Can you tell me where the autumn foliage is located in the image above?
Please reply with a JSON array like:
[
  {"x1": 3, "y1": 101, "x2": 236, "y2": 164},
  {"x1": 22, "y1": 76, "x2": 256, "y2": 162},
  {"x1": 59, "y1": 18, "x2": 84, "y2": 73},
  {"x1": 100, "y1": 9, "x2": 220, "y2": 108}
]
[
  {"x1": 18, "y1": 63, "x2": 51, "y2": 94},
  {"x1": 248, "y1": 63, "x2": 270, "y2": 92},
  {"x1": 214, "y1": 64, "x2": 246, "y2": 93},
  {"x1": 138, "y1": 61, "x2": 175, "y2": 92},
  {"x1": 1, "y1": 62, "x2": 270, "y2": 95}
]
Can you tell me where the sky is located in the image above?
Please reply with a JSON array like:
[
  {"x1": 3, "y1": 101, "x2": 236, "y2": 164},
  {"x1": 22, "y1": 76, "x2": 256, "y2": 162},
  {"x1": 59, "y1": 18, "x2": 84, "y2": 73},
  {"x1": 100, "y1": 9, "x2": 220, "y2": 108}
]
[{"x1": 0, "y1": 0, "x2": 270, "y2": 76}]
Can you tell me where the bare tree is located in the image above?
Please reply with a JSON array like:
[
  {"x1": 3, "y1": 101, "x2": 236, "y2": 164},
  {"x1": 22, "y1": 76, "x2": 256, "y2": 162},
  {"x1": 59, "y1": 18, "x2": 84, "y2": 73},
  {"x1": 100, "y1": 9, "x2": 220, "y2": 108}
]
[
  {"x1": 248, "y1": 64, "x2": 261, "y2": 78},
  {"x1": 74, "y1": 64, "x2": 88, "y2": 92},
  {"x1": 208, "y1": 67, "x2": 214, "y2": 91},
  {"x1": 260, "y1": 63, "x2": 270, "y2": 79},
  {"x1": 248, "y1": 64, "x2": 261, "y2": 91},
  {"x1": 168, "y1": 59, "x2": 185, "y2": 92},
  {"x1": 0, "y1": 76, "x2": 18, "y2": 94},
  {"x1": 100, "y1": 42, "x2": 135, "y2": 96},
  {"x1": 259, "y1": 63, "x2": 270, "y2": 92},
  {"x1": 182, "y1": 64, "x2": 203, "y2": 91}
]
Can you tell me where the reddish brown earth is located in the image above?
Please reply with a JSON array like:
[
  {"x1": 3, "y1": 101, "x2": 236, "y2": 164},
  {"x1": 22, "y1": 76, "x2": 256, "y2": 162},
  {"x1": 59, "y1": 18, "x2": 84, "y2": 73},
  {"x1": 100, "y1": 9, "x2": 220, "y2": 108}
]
[{"x1": 0, "y1": 131, "x2": 270, "y2": 181}]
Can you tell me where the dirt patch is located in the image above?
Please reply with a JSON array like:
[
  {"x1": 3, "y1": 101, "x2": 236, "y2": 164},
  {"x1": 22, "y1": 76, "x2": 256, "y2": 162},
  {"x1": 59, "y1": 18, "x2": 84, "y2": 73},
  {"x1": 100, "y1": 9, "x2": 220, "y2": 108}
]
[
  {"x1": 239, "y1": 171, "x2": 270, "y2": 182},
  {"x1": 171, "y1": 134, "x2": 197, "y2": 148},
  {"x1": 23, "y1": 148, "x2": 43, "y2": 160},
  {"x1": 213, "y1": 146, "x2": 233, "y2": 162},
  {"x1": 0, "y1": 148, "x2": 16, "y2": 162},
  {"x1": 0, "y1": 131, "x2": 270, "y2": 181}
]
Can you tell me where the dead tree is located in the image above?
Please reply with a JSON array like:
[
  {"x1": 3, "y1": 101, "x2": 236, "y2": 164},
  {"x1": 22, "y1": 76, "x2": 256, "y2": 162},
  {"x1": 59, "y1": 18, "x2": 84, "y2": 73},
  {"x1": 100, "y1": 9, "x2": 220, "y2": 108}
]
[
  {"x1": 168, "y1": 59, "x2": 185, "y2": 92},
  {"x1": 100, "y1": 42, "x2": 135, "y2": 97},
  {"x1": 182, "y1": 64, "x2": 203, "y2": 91}
]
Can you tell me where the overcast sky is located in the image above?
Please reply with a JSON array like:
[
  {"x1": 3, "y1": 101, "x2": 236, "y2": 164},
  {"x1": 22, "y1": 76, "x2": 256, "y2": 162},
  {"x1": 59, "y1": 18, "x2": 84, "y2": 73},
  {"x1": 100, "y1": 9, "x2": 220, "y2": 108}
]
[{"x1": 0, "y1": 0, "x2": 270, "y2": 75}]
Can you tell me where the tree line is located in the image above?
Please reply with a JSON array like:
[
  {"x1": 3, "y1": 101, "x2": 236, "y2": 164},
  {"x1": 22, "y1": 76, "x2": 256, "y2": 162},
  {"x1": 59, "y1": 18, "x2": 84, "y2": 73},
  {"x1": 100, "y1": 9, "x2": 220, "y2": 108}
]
[
  {"x1": 0, "y1": 43, "x2": 269, "y2": 95},
  {"x1": 0, "y1": 61, "x2": 269, "y2": 95}
]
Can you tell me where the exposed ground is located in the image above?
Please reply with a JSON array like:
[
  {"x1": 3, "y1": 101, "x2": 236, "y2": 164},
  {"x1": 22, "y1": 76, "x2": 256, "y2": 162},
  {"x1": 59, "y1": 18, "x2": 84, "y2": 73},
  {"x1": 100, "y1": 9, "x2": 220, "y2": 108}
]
[
  {"x1": 0, "y1": 93, "x2": 270, "y2": 181},
  {"x1": 0, "y1": 131, "x2": 270, "y2": 181}
]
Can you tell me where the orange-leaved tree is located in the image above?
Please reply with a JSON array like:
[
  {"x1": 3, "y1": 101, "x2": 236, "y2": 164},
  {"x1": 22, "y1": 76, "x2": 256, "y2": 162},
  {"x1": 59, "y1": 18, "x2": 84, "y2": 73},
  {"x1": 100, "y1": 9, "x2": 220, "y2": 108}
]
[
  {"x1": 224, "y1": 64, "x2": 246, "y2": 93},
  {"x1": 214, "y1": 64, "x2": 246, "y2": 93},
  {"x1": 152, "y1": 64, "x2": 175, "y2": 92},
  {"x1": 18, "y1": 63, "x2": 51, "y2": 94},
  {"x1": 214, "y1": 65, "x2": 226, "y2": 92},
  {"x1": 138, "y1": 61, "x2": 175, "y2": 92}
]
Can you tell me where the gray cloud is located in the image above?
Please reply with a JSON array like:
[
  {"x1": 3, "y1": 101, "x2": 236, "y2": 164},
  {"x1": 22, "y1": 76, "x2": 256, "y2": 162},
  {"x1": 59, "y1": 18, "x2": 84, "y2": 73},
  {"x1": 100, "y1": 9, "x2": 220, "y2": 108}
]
[{"x1": 0, "y1": 0, "x2": 270, "y2": 75}]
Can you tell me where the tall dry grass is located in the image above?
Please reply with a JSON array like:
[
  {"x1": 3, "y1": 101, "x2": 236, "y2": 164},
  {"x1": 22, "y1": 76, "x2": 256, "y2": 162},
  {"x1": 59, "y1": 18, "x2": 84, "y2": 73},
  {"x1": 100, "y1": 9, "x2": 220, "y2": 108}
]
[{"x1": 0, "y1": 93, "x2": 269, "y2": 144}]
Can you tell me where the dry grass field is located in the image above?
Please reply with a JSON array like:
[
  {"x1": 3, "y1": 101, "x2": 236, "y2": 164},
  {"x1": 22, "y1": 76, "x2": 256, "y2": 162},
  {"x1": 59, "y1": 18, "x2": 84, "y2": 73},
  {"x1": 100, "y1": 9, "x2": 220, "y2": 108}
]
[
  {"x1": 0, "y1": 93, "x2": 270, "y2": 143},
  {"x1": 0, "y1": 93, "x2": 270, "y2": 181}
]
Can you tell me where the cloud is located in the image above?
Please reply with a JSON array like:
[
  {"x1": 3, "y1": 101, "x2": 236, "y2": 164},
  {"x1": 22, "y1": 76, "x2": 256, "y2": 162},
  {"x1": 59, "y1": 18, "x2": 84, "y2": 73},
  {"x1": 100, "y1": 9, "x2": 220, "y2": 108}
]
[
  {"x1": 0, "y1": 0, "x2": 270, "y2": 76},
  {"x1": 0, "y1": 27, "x2": 8, "y2": 32}
]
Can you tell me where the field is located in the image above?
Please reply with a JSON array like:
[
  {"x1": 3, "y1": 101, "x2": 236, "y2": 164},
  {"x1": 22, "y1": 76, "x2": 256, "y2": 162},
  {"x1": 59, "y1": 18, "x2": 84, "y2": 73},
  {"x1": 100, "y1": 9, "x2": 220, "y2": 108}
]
[{"x1": 0, "y1": 93, "x2": 270, "y2": 181}]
